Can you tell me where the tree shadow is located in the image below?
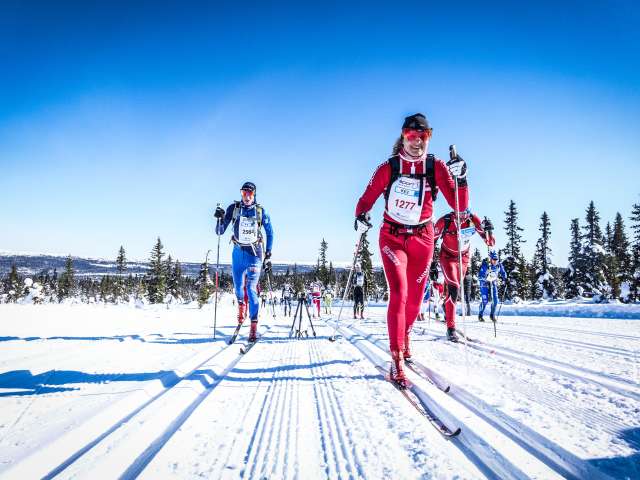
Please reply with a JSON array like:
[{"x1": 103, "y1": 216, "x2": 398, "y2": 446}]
[
  {"x1": 0, "y1": 369, "x2": 182, "y2": 397},
  {"x1": 0, "y1": 331, "x2": 229, "y2": 345},
  {"x1": 588, "y1": 427, "x2": 640, "y2": 479}
]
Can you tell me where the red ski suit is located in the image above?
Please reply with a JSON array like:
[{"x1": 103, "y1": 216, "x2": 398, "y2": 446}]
[
  {"x1": 356, "y1": 151, "x2": 468, "y2": 353},
  {"x1": 434, "y1": 212, "x2": 494, "y2": 328}
]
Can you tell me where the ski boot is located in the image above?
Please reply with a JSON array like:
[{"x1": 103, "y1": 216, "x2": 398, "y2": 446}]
[
  {"x1": 360, "y1": 314, "x2": 364, "y2": 319},
  {"x1": 446, "y1": 327, "x2": 460, "y2": 343},
  {"x1": 435, "y1": 313, "x2": 442, "y2": 322},
  {"x1": 390, "y1": 350, "x2": 408, "y2": 388},
  {"x1": 237, "y1": 302, "x2": 246, "y2": 325},
  {"x1": 478, "y1": 314, "x2": 485, "y2": 322},
  {"x1": 248, "y1": 321, "x2": 258, "y2": 343},
  {"x1": 403, "y1": 333, "x2": 412, "y2": 363},
  {"x1": 490, "y1": 313, "x2": 496, "y2": 322}
]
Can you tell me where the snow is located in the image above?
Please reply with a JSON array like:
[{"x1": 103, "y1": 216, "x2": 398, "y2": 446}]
[{"x1": 0, "y1": 299, "x2": 638, "y2": 479}]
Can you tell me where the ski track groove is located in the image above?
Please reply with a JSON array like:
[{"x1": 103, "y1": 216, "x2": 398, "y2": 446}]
[
  {"x1": 492, "y1": 320, "x2": 640, "y2": 342},
  {"x1": 118, "y1": 327, "x2": 278, "y2": 480},
  {"x1": 348, "y1": 322, "x2": 635, "y2": 479},
  {"x1": 414, "y1": 327, "x2": 632, "y2": 435},
  {"x1": 310, "y1": 343, "x2": 335, "y2": 479},
  {"x1": 405, "y1": 356, "x2": 612, "y2": 479},
  {"x1": 8, "y1": 339, "x2": 232, "y2": 480},
  {"x1": 465, "y1": 322, "x2": 637, "y2": 358},
  {"x1": 264, "y1": 336, "x2": 295, "y2": 479},
  {"x1": 241, "y1": 330, "x2": 294, "y2": 480},
  {"x1": 311, "y1": 339, "x2": 366, "y2": 479},
  {"x1": 420, "y1": 325, "x2": 640, "y2": 403},
  {"x1": 336, "y1": 321, "x2": 535, "y2": 480},
  {"x1": 212, "y1": 329, "x2": 283, "y2": 477},
  {"x1": 309, "y1": 340, "x2": 344, "y2": 478}
]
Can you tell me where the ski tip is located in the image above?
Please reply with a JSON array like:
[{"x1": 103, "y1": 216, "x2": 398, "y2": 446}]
[
  {"x1": 448, "y1": 427, "x2": 462, "y2": 438},
  {"x1": 444, "y1": 386, "x2": 451, "y2": 393}
]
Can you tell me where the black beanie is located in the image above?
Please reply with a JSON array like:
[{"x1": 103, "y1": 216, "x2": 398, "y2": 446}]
[
  {"x1": 402, "y1": 113, "x2": 430, "y2": 130},
  {"x1": 241, "y1": 181, "x2": 256, "y2": 192}
]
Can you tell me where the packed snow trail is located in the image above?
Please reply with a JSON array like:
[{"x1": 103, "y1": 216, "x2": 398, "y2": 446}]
[{"x1": 0, "y1": 302, "x2": 638, "y2": 479}]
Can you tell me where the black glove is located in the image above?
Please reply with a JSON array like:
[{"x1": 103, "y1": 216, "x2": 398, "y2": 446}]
[
  {"x1": 263, "y1": 251, "x2": 272, "y2": 272},
  {"x1": 483, "y1": 217, "x2": 494, "y2": 233},
  {"x1": 214, "y1": 206, "x2": 225, "y2": 219},
  {"x1": 446, "y1": 155, "x2": 467, "y2": 186},
  {"x1": 354, "y1": 212, "x2": 372, "y2": 233}
]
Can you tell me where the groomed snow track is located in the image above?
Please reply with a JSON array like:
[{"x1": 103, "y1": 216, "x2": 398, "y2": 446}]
[{"x1": 338, "y1": 322, "x2": 616, "y2": 480}]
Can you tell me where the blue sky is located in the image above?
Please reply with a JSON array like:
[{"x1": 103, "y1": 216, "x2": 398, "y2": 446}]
[{"x1": 1, "y1": 1, "x2": 639, "y2": 266}]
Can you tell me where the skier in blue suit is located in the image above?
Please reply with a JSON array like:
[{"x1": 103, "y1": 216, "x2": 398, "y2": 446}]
[
  {"x1": 478, "y1": 250, "x2": 507, "y2": 322},
  {"x1": 214, "y1": 181, "x2": 274, "y2": 342}
]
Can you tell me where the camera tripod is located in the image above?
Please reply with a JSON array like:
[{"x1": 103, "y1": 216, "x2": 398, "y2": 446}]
[{"x1": 289, "y1": 294, "x2": 317, "y2": 338}]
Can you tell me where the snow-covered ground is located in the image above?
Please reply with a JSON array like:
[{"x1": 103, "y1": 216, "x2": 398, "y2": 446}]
[{"x1": 0, "y1": 299, "x2": 638, "y2": 479}]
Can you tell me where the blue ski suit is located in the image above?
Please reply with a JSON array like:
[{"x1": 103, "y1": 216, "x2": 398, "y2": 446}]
[
  {"x1": 478, "y1": 259, "x2": 507, "y2": 317},
  {"x1": 216, "y1": 201, "x2": 274, "y2": 321}
]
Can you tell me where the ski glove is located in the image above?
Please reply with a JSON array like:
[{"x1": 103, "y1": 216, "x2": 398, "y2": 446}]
[
  {"x1": 263, "y1": 251, "x2": 272, "y2": 272},
  {"x1": 486, "y1": 235, "x2": 496, "y2": 247},
  {"x1": 354, "y1": 212, "x2": 372, "y2": 233},
  {"x1": 214, "y1": 206, "x2": 225, "y2": 219},
  {"x1": 446, "y1": 155, "x2": 467, "y2": 183}
]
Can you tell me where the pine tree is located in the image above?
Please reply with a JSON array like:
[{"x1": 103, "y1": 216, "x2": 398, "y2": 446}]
[
  {"x1": 6, "y1": 264, "x2": 21, "y2": 302},
  {"x1": 581, "y1": 201, "x2": 608, "y2": 299},
  {"x1": 58, "y1": 255, "x2": 76, "y2": 301},
  {"x1": 116, "y1": 246, "x2": 127, "y2": 274},
  {"x1": 115, "y1": 246, "x2": 127, "y2": 302},
  {"x1": 629, "y1": 200, "x2": 640, "y2": 301},
  {"x1": 196, "y1": 260, "x2": 211, "y2": 308},
  {"x1": 469, "y1": 248, "x2": 483, "y2": 300},
  {"x1": 532, "y1": 212, "x2": 554, "y2": 299},
  {"x1": 168, "y1": 259, "x2": 183, "y2": 300},
  {"x1": 565, "y1": 218, "x2": 584, "y2": 297},
  {"x1": 359, "y1": 233, "x2": 374, "y2": 295},
  {"x1": 147, "y1": 237, "x2": 167, "y2": 303},
  {"x1": 609, "y1": 212, "x2": 631, "y2": 301},
  {"x1": 318, "y1": 239, "x2": 329, "y2": 285},
  {"x1": 500, "y1": 200, "x2": 526, "y2": 300}
]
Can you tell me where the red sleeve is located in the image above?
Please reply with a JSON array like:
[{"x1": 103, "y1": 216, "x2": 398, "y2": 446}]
[
  {"x1": 433, "y1": 215, "x2": 446, "y2": 241},
  {"x1": 355, "y1": 161, "x2": 391, "y2": 216},
  {"x1": 434, "y1": 159, "x2": 468, "y2": 212},
  {"x1": 472, "y1": 214, "x2": 486, "y2": 238}
]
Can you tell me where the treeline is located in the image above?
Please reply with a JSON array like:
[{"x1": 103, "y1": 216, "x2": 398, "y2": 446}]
[
  {"x1": 1, "y1": 239, "x2": 230, "y2": 306},
  {"x1": 2, "y1": 196, "x2": 639, "y2": 305},
  {"x1": 487, "y1": 198, "x2": 640, "y2": 302}
]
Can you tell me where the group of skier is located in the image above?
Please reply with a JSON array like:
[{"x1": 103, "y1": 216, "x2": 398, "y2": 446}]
[{"x1": 212, "y1": 112, "x2": 507, "y2": 387}]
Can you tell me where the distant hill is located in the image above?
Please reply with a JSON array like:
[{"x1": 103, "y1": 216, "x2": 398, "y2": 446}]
[{"x1": 0, "y1": 253, "x2": 321, "y2": 279}]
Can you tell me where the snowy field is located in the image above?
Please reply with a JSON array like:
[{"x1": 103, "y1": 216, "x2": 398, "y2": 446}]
[{"x1": 0, "y1": 298, "x2": 638, "y2": 479}]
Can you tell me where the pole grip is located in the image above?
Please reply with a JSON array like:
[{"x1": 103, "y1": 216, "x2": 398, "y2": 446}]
[{"x1": 449, "y1": 144, "x2": 457, "y2": 163}]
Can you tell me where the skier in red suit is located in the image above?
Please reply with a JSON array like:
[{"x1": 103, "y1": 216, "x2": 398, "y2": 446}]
[
  {"x1": 355, "y1": 113, "x2": 468, "y2": 385},
  {"x1": 434, "y1": 210, "x2": 494, "y2": 341}
]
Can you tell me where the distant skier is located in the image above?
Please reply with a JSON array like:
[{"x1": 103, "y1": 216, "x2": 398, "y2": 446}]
[
  {"x1": 311, "y1": 278, "x2": 323, "y2": 317},
  {"x1": 353, "y1": 264, "x2": 366, "y2": 319},
  {"x1": 282, "y1": 282, "x2": 293, "y2": 316},
  {"x1": 355, "y1": 112, "x2": 468, "y2": 385},
  {"x1": 323, "y1": 287, "x2": 333, "y2": 314},
  {"x1": 434, "y1": 209, "x2": 494, "y2": 342},
  {"x1": 261, "y1": 290, "x2": 268, "y2": 308},
  {"x1": 432, "y1": 264, "x2": 444, "y2": 321},
  {"x1": 478, "y1": 250, "x2": 507, "y2": 322},
  {"x1": 463, "y1": 270, "x2": 473, "y2": 316},
  {"x1": 214, "y1": 181, "x2": 274, "y2": 342}
]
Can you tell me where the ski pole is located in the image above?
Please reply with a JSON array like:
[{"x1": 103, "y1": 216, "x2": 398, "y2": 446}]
[
  {"x1": 329, "y1": 231, "x2": 367, "y2": 342},
  {"x1": 449, "y1": 144, "x2": 469, "y2": 369},
  {"x1": 264, "y1": 265, "x2": 277, "y2": 320},
  {"x1": 213, "y1": 205, "x2": 222, "y2": 339}
]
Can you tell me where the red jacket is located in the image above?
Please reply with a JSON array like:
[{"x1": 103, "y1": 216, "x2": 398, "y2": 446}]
[
  {"x1": 434, "y1": 212, "x2": 494, "y2": 255},
  {"x1": 356, "y1": 151, "x2": 468, "y2": 225}
]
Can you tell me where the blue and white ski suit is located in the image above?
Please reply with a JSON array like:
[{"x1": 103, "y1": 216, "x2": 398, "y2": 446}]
[
  {"x1": 216, "y1": 202, "x2": 274, "y2": 321},
  {"x1": 478, "y1": 259, "x2": 507, "y2": 317}
]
